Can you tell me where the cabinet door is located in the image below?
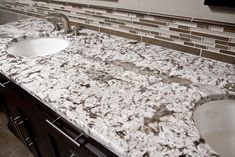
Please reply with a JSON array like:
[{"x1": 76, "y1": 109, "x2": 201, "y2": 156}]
[
  {"x1": 0, "y1": 79, "x2": 40, "y2": 156},
  {"x1": 0, "y1": 73, "x2": 55, "y2": 157}
]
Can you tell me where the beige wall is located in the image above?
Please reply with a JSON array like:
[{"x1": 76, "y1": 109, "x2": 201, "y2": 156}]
[{"x1": 64, "y1": 0, "x2": 235, "y2": 23}]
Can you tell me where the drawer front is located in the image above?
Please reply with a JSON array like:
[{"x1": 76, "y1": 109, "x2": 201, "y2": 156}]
[
  {"x1": 45, "y1": 117, "x2": 96, "y2": 157},
  {"x1": 38, "y1": 103, "x2": 117, "y2": 157}
]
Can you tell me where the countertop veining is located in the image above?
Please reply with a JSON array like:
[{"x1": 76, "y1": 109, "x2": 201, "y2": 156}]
[{"x1": 0, "y1": 18, "x2": 235, "y2": 157}]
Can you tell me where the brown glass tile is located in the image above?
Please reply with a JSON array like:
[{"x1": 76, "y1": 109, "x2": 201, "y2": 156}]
[
  {"x1": 169, "y1": 27, "x2": 190, "y2": 34},
  {"x1": 106, "y1": 10, "x2": 113, "y2": 14},
  {"x1": 98, "y1": 21, "x2": 105, "y2": 25},
  {"x1": 100, "y1": 27, "x2": 141, "y2": 41},
  {"x1": 36, "y1": 9, "x2": 47, "y2": 14},
  {"x1": 154, "y1": 35, "x2": 172, "y2": 41},
  {"x1": 50, "y1": 0, "x2": 67, "y2": 5},
  {"x1": 68, "y1": 15, "x2": 78, "y2": 19},
  {"x1": 150, "y1": 31, "x2": 160, "y2": 36},
  {"x1": 215, "y1": 40, "x2": 235, "y2": 47},
  {"x1": 133, "y1": 21, "x2": 158, "y2": 28},
  {"x1": 201, "y1": 50, "x2": 235, "y2": 64},
  {"x1": 195, "y1": 44, "x2": 207, "y2": 49},
  {"x1": 2, "y1": 2, "x2": 11, "y2": 6},
  {"x1": 54, "y1": 8, "x2": 70, "y2": 12},
  {"x1": 70, "y1": 21, "x2": 100, "y2": 31},
  {"x1": 32, "y1": 2, "x2": 38, "y2": 6},
  {"x1": 84, "y1": 10, "x2": 95, "y2": 14},
  {"x1": 109, "y1": 17, "x2": 117, "y2": 21},
  {"x1": 32, "y1": 5, "x2": 49, "y2": 9},
  {"x1": 180, "y1": 37, "x2": 190, "y2": 42},
  {"x1": 191, "y1": 31, "x2": 229, "y2": 41},
  {"x1": 104, "y1": 19, "x2": 124, "y2": 25},
  {"x1": 215, "y1": 44, "x2": 228, "y2": 50},
  {"x1": 215, "y1": 40, "x2": 228, "y2": 45},
  {"x1": 142, "y1": 36, "x2": 200, "y2": 56},
  {"x1": 184, "y1": 42, "x2": 195, "y2": 47},
  {"x1": 119, "y1": 25, "x2": 134, "y2": 30},
  {"x1": 1, "y1": 3, "x2": 11, "y2": 8},
  {"x1": 178, "y1": 25, "x2": 189, "y2": 30},
  {"x1": 130, "y1": 28, "x2": 148, "y2": 33},
  {"x1": 117, "y1": 19, "x2": 130, "y2": 23},
  {"x1": 170, "y1": 35, "x2": 180, "y2": 40},
  {"x1": 193, "y1": 18, "x2": 235, "y2": 29},
  {"x1": 15, "y1": 2, "x2": 30, "y2": 6},
  {"x1": 129, "y1": 30, "x2": 137, "y2": 34},
  {"x1": 76, "y1": 17, "x2": 87, "y2": 21},
  {"x1": 149, "y1": 16, "x2": 173, "y2": 23},
  {"x1": 93, "y1": 12, "x2": 103, "y2": 16},
  {"x1": 2, "y1": 2, "x2": 12, "y2": 5},
  {"x1": 228, "y1": 42, "x2": 235, "y2": 47},
  {"x1": 67, "y1": 2, "x2": 89, "y2": 8},
  {"x1": 77, "y1": 12, "x2": 91, "y2": 17},
  {"x1": 224, "y1": 27, "x2": 235, "y2": 33},
  {"x1": 139, "y1": 19, "x2": 167, "y2": 26},
  {"x1": 180, "y1": 33, "x2": 201, "y2": 40},
  {"x1": 84, "y1": 20, "x2": 91, "y2": 24},
  {"x1": 136, "y1": 13, "x2": 145, "y2": 18},
  {"x1": 220, "y1": 49, "x2": 235, "y2": 56},
  {"x1": 105, "y1": 22, "x2": 112, "y2": 26}
]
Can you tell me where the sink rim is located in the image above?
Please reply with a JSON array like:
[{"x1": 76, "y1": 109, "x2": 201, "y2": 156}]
[
  {"x1": 193, "y1": 99, "x2": 235, "y2": 157},
  {"x1": 6, "y1": 36, "x2": 70, "y2": 57}
]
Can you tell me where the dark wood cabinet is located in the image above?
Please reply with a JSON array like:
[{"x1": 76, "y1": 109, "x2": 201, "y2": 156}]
[
  {"x1": 0, "y1": 74, "x2": 55, "y2": 157},
  {"x1": 0, "y1": 76, "x2": 40, "y2": 156},
  {"x1": 0, "y1": 73, "x2": 118, "y2": 157}
]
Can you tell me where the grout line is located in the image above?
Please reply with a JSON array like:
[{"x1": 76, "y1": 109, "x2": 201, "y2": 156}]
[
  {"x1": 191, "y1": 17, "x2": 194, "y2": 22},
  {"x1": 199, "y1": 49, "x2": 202, "y2": 57}
]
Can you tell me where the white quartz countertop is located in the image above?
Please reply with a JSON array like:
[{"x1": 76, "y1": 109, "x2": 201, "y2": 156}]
[{"x1": 0, "y1": 18, "x2": 235, "y2": 157}]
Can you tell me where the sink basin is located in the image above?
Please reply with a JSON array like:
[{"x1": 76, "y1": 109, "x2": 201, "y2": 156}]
[
  {"x1": 194, "y1": 100, "x2": 235, "y2": 157},
  {"x1": 7, "y1": 37, "x2": 69, "y2": 57}
]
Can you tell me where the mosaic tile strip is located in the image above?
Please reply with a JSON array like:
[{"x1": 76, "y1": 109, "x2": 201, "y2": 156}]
[{"x1": 0, "y1": 0, "x2": 234, "y2": 64}]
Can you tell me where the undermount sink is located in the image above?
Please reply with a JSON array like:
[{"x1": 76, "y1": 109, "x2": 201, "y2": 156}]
[
  {"x1": 7, "y1": 37, "x2": 69, "y2": 57},
  {"x1": 194, "y1": 100, "x2": 235, "y2": 157}
]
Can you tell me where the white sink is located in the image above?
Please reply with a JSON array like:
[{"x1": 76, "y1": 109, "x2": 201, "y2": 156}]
[
  {"x1": 194, "y1": 100, "x2": 235, "y2": 157},
  {"x1": 7, "y1": 37, "x2": 69, "y2": 57}
]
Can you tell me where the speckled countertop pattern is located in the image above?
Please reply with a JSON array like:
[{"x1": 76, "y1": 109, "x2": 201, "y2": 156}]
[{"x1": 0, "y1": 18, "x2": 235, "y2": 157}]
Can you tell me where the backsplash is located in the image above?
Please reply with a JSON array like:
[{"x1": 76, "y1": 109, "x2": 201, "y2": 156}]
[{"x1": 0, "y1": 0, "x2": 234, "y2": 64}]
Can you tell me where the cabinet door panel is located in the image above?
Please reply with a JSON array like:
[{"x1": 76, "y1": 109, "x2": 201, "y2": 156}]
[
  {"x1": 0, "y1": 82, "x2": 41, "y2": 156},
  {"x1": 0, "y1": 73, "x2": 55, "y2": 157}
]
